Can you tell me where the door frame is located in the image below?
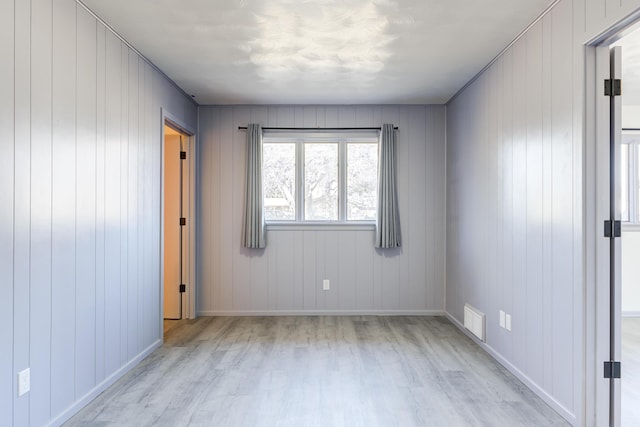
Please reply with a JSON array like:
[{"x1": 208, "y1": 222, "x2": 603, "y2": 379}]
[
  {"x1": 160, "y1": 108, "x2": 197, "y2": 327},
  {"x1": 586, "y1": 14, "x2": 640, "y2": 426},
  {"x1": 585, "y1": 43, "x2": 609, "y2": 427}
]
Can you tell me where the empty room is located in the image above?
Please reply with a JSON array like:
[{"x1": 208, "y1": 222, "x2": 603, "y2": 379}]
[{"x1": 2, "y1": 0, "x2": 640, "y2": 426}]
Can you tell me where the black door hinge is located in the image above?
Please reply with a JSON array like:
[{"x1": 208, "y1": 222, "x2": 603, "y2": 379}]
[
  {"x1": 604, "y1": 220, "x2": 621, "y2": 238},
  {"x1": 604, "y1": 79, "x2": 622, "y2": 97},
  {"x1": 604, "y1": 361, "x2": 621, "y2": 378},
  {"x1": 180, "y1": 217, "x2": 186, "y2": 226},
  {"x1": 180, "y1": 151, "x2": 187, "y2": 160},
  {"x1": 179, "y1": 284, "x2": 186, "y2": 293}
]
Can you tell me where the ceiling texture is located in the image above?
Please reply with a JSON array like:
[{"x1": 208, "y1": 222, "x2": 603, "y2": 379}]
[{"x1": 81, "y1": 0, "x2": 554, "y2": 105}]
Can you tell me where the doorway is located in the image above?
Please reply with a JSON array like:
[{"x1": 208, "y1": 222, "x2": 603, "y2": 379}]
[
  {"x1": 613, "y1": 30, "x2": 640, "y2": 426},
  {"x1": 161, "y1": 111, "x2": 196, "y2": 332},
  {"x1": 589, "y1": 22, "x2": 640, "y2": 427},
  {"x1": 163, "y1": 124, "x2": 186, "y2": 320}
]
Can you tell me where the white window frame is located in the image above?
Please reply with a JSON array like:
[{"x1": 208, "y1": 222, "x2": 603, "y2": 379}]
[
  {"x1": 622, "y1": 132, "x2": 640, "y2": 228},
  {"x1": 263, "y1": 133, "x2": 378, "y2": 228}
]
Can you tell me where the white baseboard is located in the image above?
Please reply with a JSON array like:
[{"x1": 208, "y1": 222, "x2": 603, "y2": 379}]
[
  {"x1": 46, "y1": 339, "x2": 162, "y2": 427},
  {"x1": 198, "y1": 309, "x2": 445, "y2": 316},
  {"x1": 445, "y1": 313, "x2": 577, "y2": 426},
  {"x1": 622, "y1": 310, "x2": 640, "y2": 317}
]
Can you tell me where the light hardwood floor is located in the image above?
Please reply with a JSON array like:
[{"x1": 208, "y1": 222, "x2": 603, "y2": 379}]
[
  {"x1": 164, "y1": 319, "x2": 181, "y2": 335},
  {"x1": 65, "y1": 316, "x2": 569, "y2": 427},
  {"x1": 623, "y1": 317, "x2": 640, "y2": 426}
]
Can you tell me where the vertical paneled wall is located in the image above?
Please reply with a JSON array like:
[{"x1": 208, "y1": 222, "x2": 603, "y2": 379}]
[
  {"x1": 447, "y1": 0, "x2": 577, "y2": 422},
  {"x1": 447, "y1": 0, "x2": 640, "y2": 425},
  {"x1": 583, "y1": 0, "x2": 640, "y2": 42},
  {"x1": 0, "y1": 1, "x2": 197, "y2": 426},
  {"x1": 0, "y1": 0, "x2": 15, "y2": 423},
  {"x1": 197, "y1": 105, "x2": 446, "y2": 314}
]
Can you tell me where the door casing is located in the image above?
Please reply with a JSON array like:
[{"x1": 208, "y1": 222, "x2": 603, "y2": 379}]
[
  {"x1": 586, "y1": 30, "x2": 631, "y2": 427},
  {"x1": 160, "y1": 108, "x2": 197, "y2": 328}
]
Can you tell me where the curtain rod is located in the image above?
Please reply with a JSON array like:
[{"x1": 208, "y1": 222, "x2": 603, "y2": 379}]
[
  {"x1": 623, "y1": 128, "x2": 640, "y2": 131},
  {"x1": 237, "y1": 126, "x2": 398, "y2": 131}
]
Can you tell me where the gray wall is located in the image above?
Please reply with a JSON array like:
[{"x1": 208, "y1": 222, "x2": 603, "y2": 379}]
[
  {"x1": 447, "y1": 0, "x2": 577, "y2": 417},
  {"x1": 197, "y1": 105, "x2": 446, "y2": 314},
  {"x1": 0, "y1": 0, "x2": 197, "y2": 425},
  {"x1": 446, "y1": 0, "x2": 640, "y2": 425}
]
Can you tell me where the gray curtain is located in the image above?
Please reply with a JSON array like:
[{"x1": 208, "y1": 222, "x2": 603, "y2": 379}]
[
  {"x1": 241, "y1": 124, "x2": 266, "y2": 249},
  {"x1": 376, "y1": 124, "x2": 401, "y2": 248}
]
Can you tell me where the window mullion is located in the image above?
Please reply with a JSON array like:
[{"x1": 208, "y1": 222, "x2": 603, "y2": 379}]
[
  {"x1": 622, "y1": 142, "x2": 629, "y2": 223},
  {"x1": 631, "y1": 143, "x2": 636, "y2": 223},
  {"x1": 339, "y1": 140, "x2": 347, "y2": 222},
  {"x1": 297, "y1": 139, "x2": 304, "y2": 222},
  {"x1": 627, "y1": 143, "x2": 640, "y2": 224},
  {"x1": 632, "y1": 142, "x2": 636, "y2": 223}
]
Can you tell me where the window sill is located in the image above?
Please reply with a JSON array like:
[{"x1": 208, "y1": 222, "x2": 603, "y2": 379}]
[
  {"x1": 622, "y1": 223, "x2": 640, "y2": 232},
  {"x1": 266, "y1": 222, "x2": 375, "y2": 231}
]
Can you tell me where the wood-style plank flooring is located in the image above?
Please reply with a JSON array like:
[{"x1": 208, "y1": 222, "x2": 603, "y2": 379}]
[
  {"x1": 65, "y1": 316, "x2": 569, "y2": 427},
  {"x1": 164, "y1": 318, "x2": 181, "y2": 335},
  {"x1": 623, "y1": 317, "x2": 640, "y2": 426}
]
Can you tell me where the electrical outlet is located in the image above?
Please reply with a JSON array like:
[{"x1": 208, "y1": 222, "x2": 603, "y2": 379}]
[
  {"x1": 323, "y1": 279, "x2": 330, "y2": 291},
  {"x1": 499, "y1": 310, "x2": 506, "y2": 328},
  {"x1": 505, "y1": 314, "x2": 512, "y2": 331},
  {"x1": 18, "y1": 368, "x2": 30, "y2": 397}
]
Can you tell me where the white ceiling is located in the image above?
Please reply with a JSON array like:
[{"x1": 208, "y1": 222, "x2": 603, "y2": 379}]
[{"x1": 81, "y1": 0, "x2": 554, "y2": 105}]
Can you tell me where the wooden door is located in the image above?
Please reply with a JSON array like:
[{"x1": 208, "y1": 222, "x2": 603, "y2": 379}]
[{"x1": 164, "y1": 131, "x2": 182, "y2": 319}]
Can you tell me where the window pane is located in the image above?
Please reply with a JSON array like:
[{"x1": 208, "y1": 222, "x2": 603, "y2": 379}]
[
  {"x1": 305, "y1": 143, "x2": 338, "y2": 220},
  {"x1": 263, "y1": 142, "x2": 296, "y2": 221},
  {"x1": 621, "y1": 143, "x2": 629, "y2": 222},
  {"x1": 347, "y1": 143, "x2": 378, "y2": 220},
  {"x1": 637, "y1": 145, "x2": 640, "y2": 222}
]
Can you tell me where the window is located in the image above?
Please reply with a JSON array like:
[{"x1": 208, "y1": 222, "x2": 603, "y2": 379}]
[
  {"x1": 263, "y1": 134, "x2": 378, "y2": 223},
  {"x1": 263, "y1": 143, "x2": 296, "y2": 220},
  {"x1": 305, "y1": 143, "x2": 339, "y2": 220},
  {"x1": 621, "y1": 132, "x2": 640, "y2": 224}
]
